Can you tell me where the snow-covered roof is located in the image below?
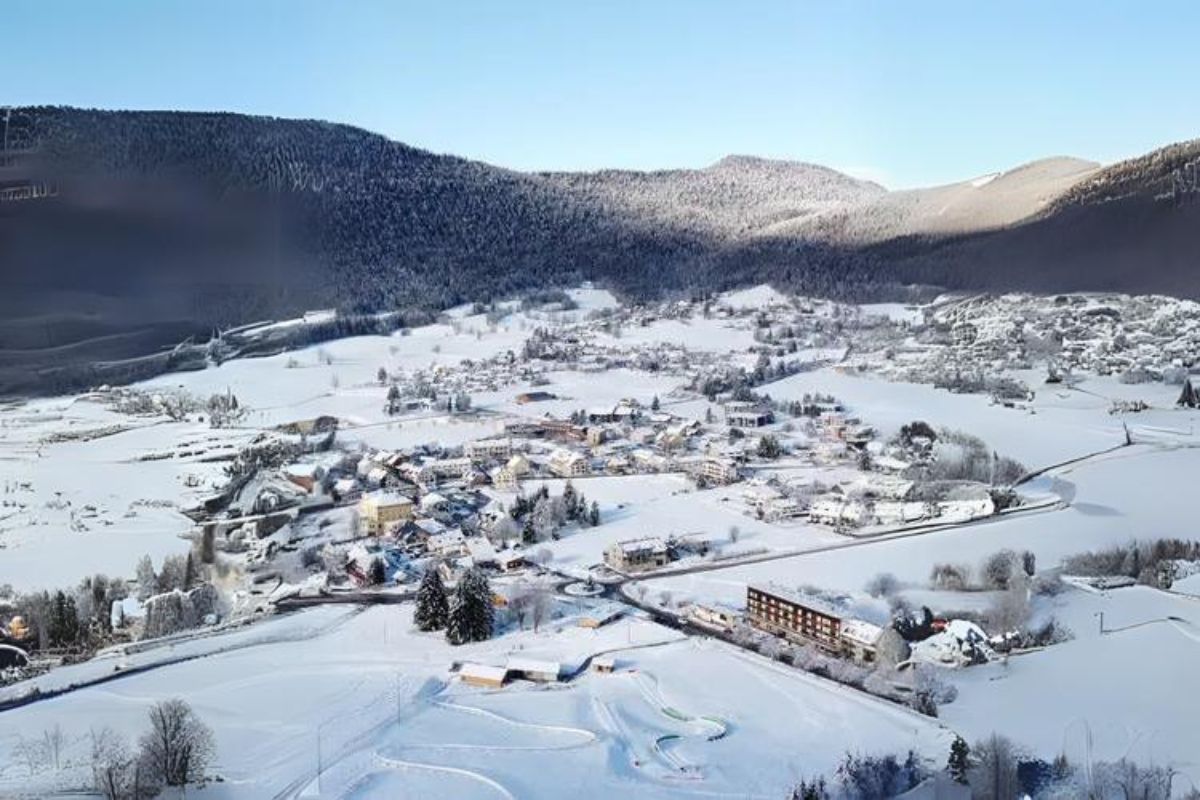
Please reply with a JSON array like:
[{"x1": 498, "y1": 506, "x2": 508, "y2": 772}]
[
  {"x1": 615, "y1": 537, "x2": 667, "y2": 555},
  {"x1": 361, "y1": 489, "x2": 412, "y2": 508},
  {"x1": 748, "y1": 583, "x2": 844, "y2": 619},
  {"x1": 507, "y1": 657, "x2": 561, "y2": 676},
  {"x1": 459, "y1": 662, "x2": 507, "y2": 683},
  {"x1": 840, "y1": 618, "x2": 884, "y2": 647},
  {"x1": 465, "y1": 536, "x2": 497, "y2": 562},
  {"x1": 580, "y1": 602, "x2": 625, "y2": 623}
]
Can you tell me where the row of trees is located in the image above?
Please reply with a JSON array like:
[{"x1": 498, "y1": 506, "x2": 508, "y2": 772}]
[
  {"x1": 6, "y1": 572, "x2": 129, "y2": 653},
  {"x1": 13, "y1": 699, "x2": 214, "y2": 798},
  {"x1": 792, "y1": 733, "x2": 1191, "y2": 799},
  {"x1": 505, "y1": 483, "x2": 600, "y2": 543},
  {"x1": 1062, "y1": 538, "x2": 1200, "y2": 590}
]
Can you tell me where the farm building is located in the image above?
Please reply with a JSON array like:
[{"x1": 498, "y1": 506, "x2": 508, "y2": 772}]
[
  {"x1": 459, "y1": 662, "x2": 507, "y2": 688},
  {"x1": 577, "y1": 603, "x2": 625, "y2": 629},
  {"x1": 506, "y1": 657, "x2": 561, "y2": 683}
]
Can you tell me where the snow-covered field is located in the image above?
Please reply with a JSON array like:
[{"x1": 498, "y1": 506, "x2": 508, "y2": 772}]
[
  {"x1": 0, "y1": 605, "x2": 950, "y2": 799},
  {"x1": 4, "y1": 284, "x2": 1200, "y2": 796}
]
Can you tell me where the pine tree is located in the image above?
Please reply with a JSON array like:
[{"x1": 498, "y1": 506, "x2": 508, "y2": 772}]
[
  {"x1": 136, "y1": 555, "x2": 157, "y2": 601},
  {"x1": 563, "y1": 480, "x2": 578, "y2": 520},
  {"x1": 947, "y1": 735, "x2": 971, "y2": 784},
  {"x1": 446, "y1": 567, "x2": 494, "y2": 645},
  {"x1": 651, "y1": 395, "x2": 660, "y2": 412},
  {"x1": 414, "y1": 568, "x2": 449, "y2": 632},
  {"x1": 1179, "y1": 379, "x2": 1198, "y2": 408},
  {"x1": 369, "y1": 556, "x2": 387, "y2": 585},
  {"x1": 48, "y1": 590, "x2": 80, "y2": 647},
  {"x1": 183, "y1": 551, "x2": 197, "y2": 591},
  {"x1": 589, "y1": 501, "x2": 600, "y2": 527},
  {"x1": 522, "y1": 514, "x2": 537, "y2": 544}
]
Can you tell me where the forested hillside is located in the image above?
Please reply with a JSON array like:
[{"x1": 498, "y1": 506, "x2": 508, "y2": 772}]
[{"x1": 2, "y1": 106, "x2": 1200, "y2": 392}]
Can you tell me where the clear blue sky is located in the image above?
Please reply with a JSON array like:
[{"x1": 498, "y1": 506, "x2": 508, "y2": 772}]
[{"x1": 6, "y1": 0, "x2": 1200, "y2": 188}]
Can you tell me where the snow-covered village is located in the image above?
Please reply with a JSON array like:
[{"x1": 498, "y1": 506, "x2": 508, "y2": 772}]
[
  {"x1": 2, "y1": 283, "x2": 1199, "y2": 799},
  {"x1": 7, "y1": 6, "x2": 1200, "y2": 797}
]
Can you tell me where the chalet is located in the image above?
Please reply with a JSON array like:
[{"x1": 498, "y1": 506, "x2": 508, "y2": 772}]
[
  {"x1": 686, "y1": 603, "x2": 740, "y2": 633},
  {"x1": 465, "y1": 437, "x2": 513, "y2": 462},
  {"x1": 357, "y1": 490, "x2": 414, "y2": 535},
  {"x1": 492, "y1": 454, "x2": 531, "y2": 488},
  {"x1": 808, "y1": 496, "x2": 869, "y2": 527},
  {"x1": 464, "y1": 536, "x2": 498, "y2": 568},
  {"x1": 631, "y1": 449, "x2": 670, "y2": 472},
  {"x1": 604, "y1": 537, "x2": 669, "y2": 573},
  {"x1": 746, "y1": 584, "x2": 843, "y2": 652},
  {"x1": 427, "y1": 529, "x2": 468, "y2": 557},
  {"x1": 680, "y1": 456, "x2": 739, "y2": 486},
  {"x1": 725, "y1": 401, "x2": 774, "y2": 428},
  {"x1": 282, "y1": 463, "x2": 323, "y2": 493},
  {"x1": 587, "y1": 401, "x2": 640, "y2": 425},
  {"x1": 592, "y1": 656, "x2": 616, "y2": 674},
  {"x1": 331, "y1": 477, "x2": 359, "y2": 501},
  {"x1": 840, "y1": 619, "x2": 885, "y2": 664},
  {"x1": 496, "y1": 550, "x2": 527, "y2": 572},
  {"x1": 459, "y1": 662, "x2": 507, "y2": 688},
  {"x1": 548, "y1": 449, "x2": 590, "y2": 478},
  {"x1": 423, "y1": 457, "x2": 474, "y2": 482},
  {"x1": 506, "y1": 657, "x2": 561, "y2": 682},
  {"x1": 874, "y1": 500, "x2": 927, "y2": 526}
]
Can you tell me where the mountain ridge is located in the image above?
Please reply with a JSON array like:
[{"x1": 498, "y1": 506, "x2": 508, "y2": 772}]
[{"x1": 3, "y1": 105, "x2": 1199, "y2": 392}]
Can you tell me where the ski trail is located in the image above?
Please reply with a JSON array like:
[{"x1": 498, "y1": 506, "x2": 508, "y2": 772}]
[
  {"x1": 405, "y1": 697, "x2": 598, "y2": 750},
  {"x1": 371, "y1": 754, "x2": 516, "y2": 800}
]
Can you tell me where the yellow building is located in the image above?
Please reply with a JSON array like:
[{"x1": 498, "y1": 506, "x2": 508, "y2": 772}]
[{"x1": 357, "y1": 490, "x2": 414, "y2": 536}]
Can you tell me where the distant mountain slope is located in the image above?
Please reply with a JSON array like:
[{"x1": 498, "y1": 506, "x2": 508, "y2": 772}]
[
  {"x1": 886, "y1": 141, "x2": 1200, "y2": 296},
  {"x1": 767, "y1": 156, "x2": 1099, "y2": 245},
  {"x1": 542, "y1": 155, "x2": 885, "y2": 239}
]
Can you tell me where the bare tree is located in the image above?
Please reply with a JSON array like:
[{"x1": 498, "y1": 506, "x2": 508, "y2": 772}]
[
  {"x1": 529, "y1": 582, "x2": 553, "y2": 633},
  {"x1": 139, "y1": 699, "x2": 215, "y2": 788},
  {"x1": 43, "y1": 724, "x2": 66, "y2": 771},
  {"x1": 967, "y1": 734, "x2": 1021, "y2": 800},
  {"x1": 13, "y1": 734, "x2": 46, "y2": 777},
  {"x1": 1094, "y1": 758, "x2": 1175, "y2": 800},
  {"x1": 90, "y1": 726, "x2": 154, "y2": 800}
]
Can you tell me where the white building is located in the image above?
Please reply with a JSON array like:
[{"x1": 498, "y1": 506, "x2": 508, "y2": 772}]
[
  {"x1": 548, "y1": 448, "x2": 590, "y2": 478},
  {"x1": 465, "y1": 437, "x2": 513, "y2": 462},
  {"x1": 604, "y1": 537, "x2": 669, "y2": 573}
]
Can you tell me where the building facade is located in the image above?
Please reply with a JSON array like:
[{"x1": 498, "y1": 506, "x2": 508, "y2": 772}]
[
  {"x1": 357, "y1": 490, "x2": 415, "y2": 535},
  {"x1": 604, "y1": 537, "x2": 669, "y2": 573},
  {"x1": 745, "y1": 584, "x2": 842, "y2": 652}
]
